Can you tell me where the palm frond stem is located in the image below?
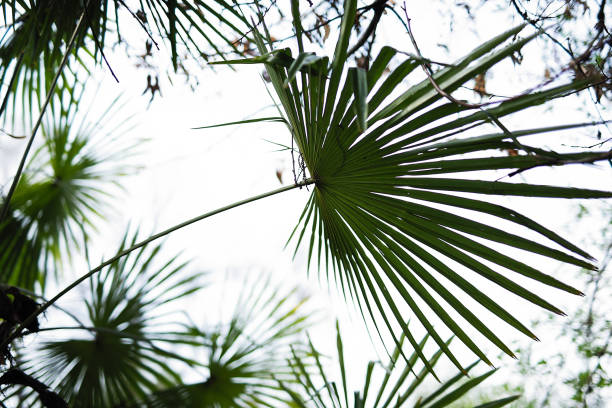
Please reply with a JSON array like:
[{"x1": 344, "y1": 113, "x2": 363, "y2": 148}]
[
  {"x1": 1, "y1": 177, "x2": 315, "y2": 349},
  {"x1": 0, "y1": 3, "x2": 89, "y2": 225}
]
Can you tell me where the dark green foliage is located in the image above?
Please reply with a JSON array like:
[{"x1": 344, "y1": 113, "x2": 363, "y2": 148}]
[
  {"x1": 133, "y1": 273, "x2": 315, "y2": 407},
  {"x1": 0, "y1": 95, "x2": 137, "y2": 289},
  {"x1": 213, "y1": 0, "x2": 611, "y2": 375},
  {"x1": 0, "y1": 0, "x2": 249, "y2": 122},
  {"x1": 13, "y1": 230, "x2": 200, "y2": 407},
  {"x1": 282, "y1": 322, "x2": 521, "y2": 407}
]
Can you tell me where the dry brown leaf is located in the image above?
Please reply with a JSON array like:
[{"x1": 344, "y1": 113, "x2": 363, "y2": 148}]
[
  {"x1": 356, "y1": 55, "x2": 369, "y2": 70},
  {"x1": 474, "y1": 73, "x2": 487, "y2": 96},
  {"x1": 323, "y1": 23, "x2": 331, "y2": 42}
]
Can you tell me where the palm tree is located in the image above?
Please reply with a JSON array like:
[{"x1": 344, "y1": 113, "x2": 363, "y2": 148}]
[
  {"x1": 4, "y1": 229, "x2": 200, "y2": 406},
  {"x1": 1, "y1": 1, "x2": 611, "y2": 406},
  {"x1": 133, "y1": 272, "x2": 315, "y2": 407}
]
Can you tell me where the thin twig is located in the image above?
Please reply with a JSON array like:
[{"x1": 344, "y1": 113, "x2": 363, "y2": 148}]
[
  {"x1": 115, "y1": 0, "x2": 160, "y2": 49},
  {"x1": 394, "y1": 50, "x2": 456, "y2": 67},
  {"x1": 347, "y1": 0, "x2": 387, "y2": 57},
  {"x1": 83, "y1": 3, "x2": 119, "y2": 82},
  {"x1": 234, "y1": 0, "x2": 278, "y2": 46},
  {"x1": 275, "y1": 1, "x2": 388, "y2": 44},
  {"x1": 0, "y1": 3, "x2": 89, "y2": 225},
  {"x1": 0, "y1": 129, "x2": 25, "y2": 139},
  {"x1": 402, "y1": 4, "x2": 488, "y2": 110},
  {"x1": 401, "y1": 2, "x2": 528, "y2": 150},
  {"x1": 510, "y1": 0, "x2": 574, "y2": 56},
  {"x1": 505, "y1": 150, "x2": 612, "y2": 178},
  {"x1": 275, "y1": 11, "x2": 345, "y2": 43},
  {"x1": 291, "y1": 129, "x2": 297, "y2": 184}
]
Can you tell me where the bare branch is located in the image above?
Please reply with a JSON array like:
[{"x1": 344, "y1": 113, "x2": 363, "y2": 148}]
[
  {"x1": 505, "y1": 150, "x2": 612, "y2": 179},
  {"x1": 347, "y1": 0, "x2": 388, "y2": 57}
]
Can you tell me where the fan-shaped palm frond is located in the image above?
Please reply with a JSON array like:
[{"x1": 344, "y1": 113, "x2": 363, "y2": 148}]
[
  {"x1": 133, "y1": 272, "x2": 315, "y2": 408},
  {"x1": 10, "y1": 229, "x2": 201, "y2": 407},
  {"x1": 0, "y1": 94, "x2": 138, "y2": 289},
  {"x1": 0, "y1": 0, "x2": 249, "y2": 122},
  {"x1": 213, "y1": 0, "x2": 612, "y2": 375},
  {"x1": 283, "y1": 322, "x2": 520, "y2": 408}
]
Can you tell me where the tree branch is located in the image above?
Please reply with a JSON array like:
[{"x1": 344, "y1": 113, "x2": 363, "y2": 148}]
[
  {"x1": 505, "y1": 150, "x2": 612, "y2": 179},
  {"x1": 347, "y1": 0, "x2": 387, "y2": 57}
]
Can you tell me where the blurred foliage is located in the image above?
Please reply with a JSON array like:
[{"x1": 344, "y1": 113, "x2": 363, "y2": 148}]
[
  {"x1": 0, "y1": 92, "x2": 139, "y2": 290},
  {"x1": 7, "y1": 230, "x2": 201, "y2": 407},
  {"x1": 0, "y1": 0, "x2": 250, "y2": 123},
  {"x1": 127, "y1": 272, "x2": 315, "y2": 407}
]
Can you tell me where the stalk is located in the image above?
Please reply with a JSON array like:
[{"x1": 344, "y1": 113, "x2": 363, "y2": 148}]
[
  {"x1": 2, "y1": 178, "x2": 315, "y2": 348},
  {"x1": 0, "y1": 5, "x2": 88, "y2": 224}
]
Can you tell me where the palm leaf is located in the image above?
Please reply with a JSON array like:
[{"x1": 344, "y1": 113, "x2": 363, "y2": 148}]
[
  {"x1": 0, "y1": 92, "x2": 139, "y2": 290},
  {"x1": 0, "y1": 0, "x2": 249, "y2": 123},
  {"x1": 11, "y1": 229, "x2": 202, "y2": 408},
  {"x1": 130, "y1": 272, "x2": 315, "y2": 407},
  {"x1": 282, "y1": 322, "x2": 520, "y2": 407},
  {"x1": 214, "y1": 0, "x2": 612, "y2": 374}
]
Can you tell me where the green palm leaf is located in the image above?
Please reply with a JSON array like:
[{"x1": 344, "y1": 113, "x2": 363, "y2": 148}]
[
  {"x1": 0, "y1": 93, "x2": 138, "y2": 290},
  {"x1": 0, "y1": 0, "x2": 249, "y2": 122},
  {"x1": 132, "y1": 272, "x2": 315, "y2": 407},
  {"x1": 214, "y1": 0, "x2": 612, "y2": 375},
  {"x1": 282, "y1": 322, "x2": 520, "y2": 407},
  {"x1": 12, "y1": 229, "x2": 202, "y2": 408}
]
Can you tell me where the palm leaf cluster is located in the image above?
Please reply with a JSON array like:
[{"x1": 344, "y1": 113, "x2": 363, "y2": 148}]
[
  {"x1": 11, "y1": 230, "x2": 201, "y2": 407},
  {"x1": 136, "y1": 273, "x2": 315, "y2": 407},
  {"x1": 3, "y1": 246, "x2": 315, "y2": 407},
  {"x1": 0, "y1": 0, "x2": 249, "y2": 121},
  {"x1": 283, "y1": 323, "x2": 520, "y2": 408},
  {"x1": 215, "y1": 0, "x2": 612, "y2": 374},
  {"x1": 0, "y1": 95, "x2": 137, "y2": 290}
]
